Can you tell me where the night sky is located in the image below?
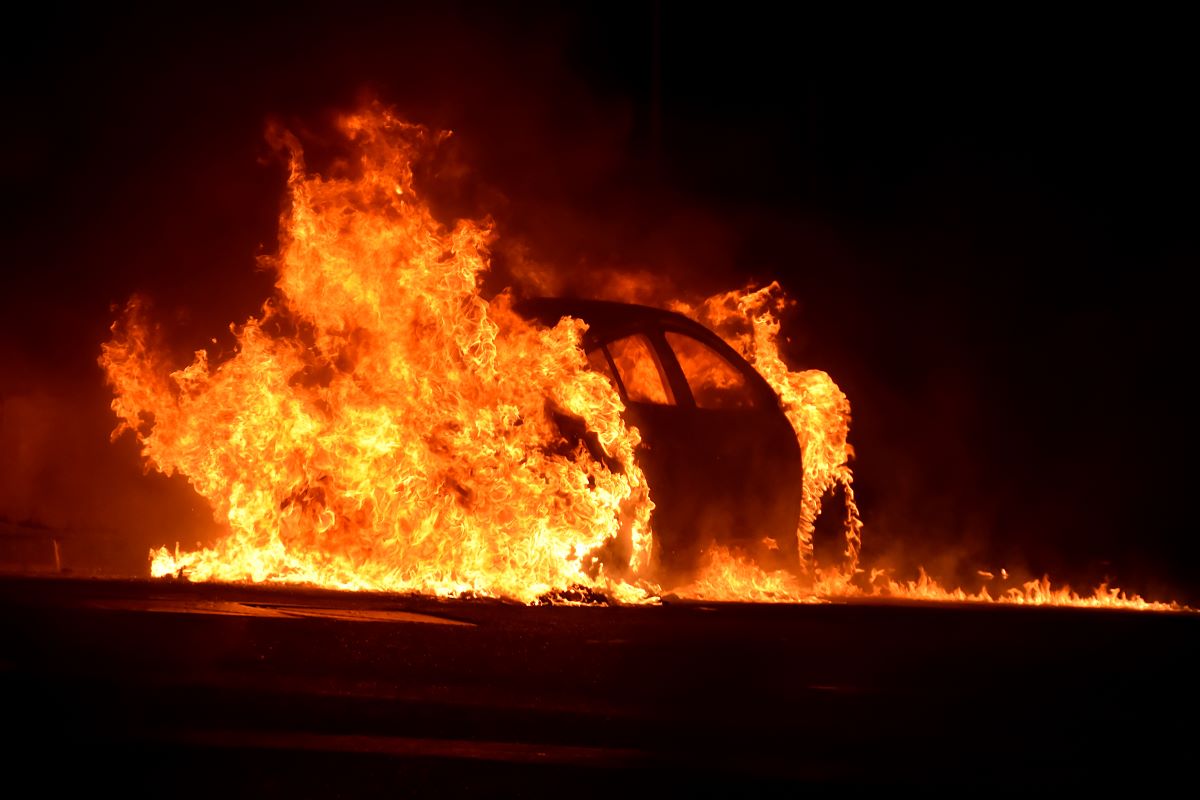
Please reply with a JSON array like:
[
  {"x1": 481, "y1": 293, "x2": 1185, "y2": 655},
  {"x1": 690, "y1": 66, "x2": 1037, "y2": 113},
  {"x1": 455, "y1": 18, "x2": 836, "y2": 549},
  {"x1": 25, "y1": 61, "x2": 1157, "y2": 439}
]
[{"x1": 3, "y1": 4, "x2": 1196, "y2": 601}]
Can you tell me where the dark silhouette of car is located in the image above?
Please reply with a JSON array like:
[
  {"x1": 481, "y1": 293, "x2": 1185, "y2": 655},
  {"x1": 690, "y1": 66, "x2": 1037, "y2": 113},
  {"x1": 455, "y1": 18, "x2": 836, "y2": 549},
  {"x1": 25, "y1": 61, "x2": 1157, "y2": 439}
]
[{"x1": 518, "y1": 298, "x2": 804, "y2": 579}]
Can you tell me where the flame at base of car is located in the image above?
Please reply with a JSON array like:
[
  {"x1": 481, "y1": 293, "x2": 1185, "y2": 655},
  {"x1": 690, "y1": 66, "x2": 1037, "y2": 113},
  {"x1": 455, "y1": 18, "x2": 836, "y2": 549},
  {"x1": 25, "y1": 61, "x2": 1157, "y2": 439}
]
[{"x1": 682, "y1": 285, "x2": 863, "y2": 571}]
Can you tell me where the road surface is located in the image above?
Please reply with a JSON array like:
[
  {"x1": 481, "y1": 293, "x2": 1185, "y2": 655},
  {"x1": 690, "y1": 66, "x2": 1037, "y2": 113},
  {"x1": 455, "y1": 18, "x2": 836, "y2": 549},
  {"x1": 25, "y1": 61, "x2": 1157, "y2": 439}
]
[{"x1": 1, "y1": 575, "x2": 1194, "y2": 793}]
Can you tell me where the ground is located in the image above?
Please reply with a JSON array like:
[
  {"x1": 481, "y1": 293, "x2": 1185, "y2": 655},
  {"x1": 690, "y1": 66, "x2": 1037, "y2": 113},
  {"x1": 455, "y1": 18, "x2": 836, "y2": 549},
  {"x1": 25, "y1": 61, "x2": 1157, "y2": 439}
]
[{"x1": 1, "y1": 575, "x2": 1194, "y2": 793}]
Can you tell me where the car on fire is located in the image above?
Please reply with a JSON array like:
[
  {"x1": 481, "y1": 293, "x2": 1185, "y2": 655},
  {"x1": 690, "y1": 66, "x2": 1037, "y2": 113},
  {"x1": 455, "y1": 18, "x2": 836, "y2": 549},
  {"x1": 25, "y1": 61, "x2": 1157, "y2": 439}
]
[{"x1": 518, "y1": 298, "x2": 804, "y2": 577}]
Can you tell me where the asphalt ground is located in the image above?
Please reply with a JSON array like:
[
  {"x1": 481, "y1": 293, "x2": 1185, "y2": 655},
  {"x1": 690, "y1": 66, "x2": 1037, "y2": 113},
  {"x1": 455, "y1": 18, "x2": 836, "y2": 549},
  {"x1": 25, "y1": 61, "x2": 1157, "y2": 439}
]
[{"x1": 1, "y1": 575, "x2": 1195, "y2": 794}]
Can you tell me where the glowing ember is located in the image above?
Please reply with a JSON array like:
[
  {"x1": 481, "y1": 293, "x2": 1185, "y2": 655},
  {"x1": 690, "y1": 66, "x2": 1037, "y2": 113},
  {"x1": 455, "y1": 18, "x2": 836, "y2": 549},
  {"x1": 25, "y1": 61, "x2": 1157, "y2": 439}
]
[{"x1": 101, "y1": 105, "x2": 1183, "y2": 611}]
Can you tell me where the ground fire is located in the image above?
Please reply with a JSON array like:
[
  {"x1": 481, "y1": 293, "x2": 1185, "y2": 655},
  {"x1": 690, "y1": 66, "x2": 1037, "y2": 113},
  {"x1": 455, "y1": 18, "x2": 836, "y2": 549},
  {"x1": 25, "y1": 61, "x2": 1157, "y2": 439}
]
[{"x1": 100, "y1": 106, "x2": 1180, "y2": 611}]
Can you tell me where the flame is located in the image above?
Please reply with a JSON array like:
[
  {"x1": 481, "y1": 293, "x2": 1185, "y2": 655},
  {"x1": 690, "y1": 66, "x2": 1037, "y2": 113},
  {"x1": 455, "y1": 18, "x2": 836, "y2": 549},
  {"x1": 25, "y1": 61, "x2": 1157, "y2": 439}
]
[
  {"x1": 676, "y1": 554, "x2": 1180, "y2": 611},
  {"x1": 863, "y1": 569, "x2": 1180, "y2": 611},
  {"x1": 680, "y1": 283, "x2": 862, "y2": 570},
  {"x1": 101, "y1": 108, "x2": 654, "y2": 604},
  {"x1": 673, "y1": 286, "x2": 1181, "y2": 611},
  {"x1": 672, "y1": 547, "x2": 816, "y2": 604},
  {"x1": 100, "y1": 105, "x2": 1184, "y2": 612}
]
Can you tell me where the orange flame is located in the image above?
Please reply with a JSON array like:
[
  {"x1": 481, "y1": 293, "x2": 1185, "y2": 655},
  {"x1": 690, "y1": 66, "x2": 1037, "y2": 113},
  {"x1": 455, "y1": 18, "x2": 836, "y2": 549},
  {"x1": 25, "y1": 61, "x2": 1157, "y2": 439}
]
[
  {"x1": 101, "y1": 108, "x2": 653, "y2": 603},
  {"x1": 680, "y1": 283, "x2": 862, "y2": 571},
  {"x1": 673, "y1": 287, "x2": 1181, "y2": 611},
  {"x1": 101, "y1": 105, "x2": 1184, "y2": 612}
]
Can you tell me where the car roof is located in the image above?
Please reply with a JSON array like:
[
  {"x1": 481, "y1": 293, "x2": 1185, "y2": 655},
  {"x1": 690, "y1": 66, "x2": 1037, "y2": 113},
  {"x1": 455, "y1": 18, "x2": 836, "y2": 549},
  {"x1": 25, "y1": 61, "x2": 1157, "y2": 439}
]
[
  {"x1": 515, "y1": 296, "x2": 779, "y2": 406},
  {"x1": 516, "y1": 296, "x2": 697, "y2": 334}
]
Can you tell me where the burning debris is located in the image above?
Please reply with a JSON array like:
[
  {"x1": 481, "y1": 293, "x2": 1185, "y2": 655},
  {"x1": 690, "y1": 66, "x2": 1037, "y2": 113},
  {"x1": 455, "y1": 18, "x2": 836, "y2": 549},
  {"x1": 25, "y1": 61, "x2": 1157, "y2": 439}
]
[{"x1": 101, "y1": 105, "x2": 1180, "y2": 611}]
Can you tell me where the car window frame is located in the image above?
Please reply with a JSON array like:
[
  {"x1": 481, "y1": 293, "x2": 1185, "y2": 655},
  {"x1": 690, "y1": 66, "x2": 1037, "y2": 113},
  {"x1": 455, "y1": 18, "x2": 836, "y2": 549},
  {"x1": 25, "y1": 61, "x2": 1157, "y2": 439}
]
[
  {"x1": 585, "y1": 320, "x2": 773, "y2": 412},
  {"x1": 661, "y1": 328, "x2": 762, "y2": 411},
  {"x1": 587, "y1": 327, "x2": 678, "y2": 407}
]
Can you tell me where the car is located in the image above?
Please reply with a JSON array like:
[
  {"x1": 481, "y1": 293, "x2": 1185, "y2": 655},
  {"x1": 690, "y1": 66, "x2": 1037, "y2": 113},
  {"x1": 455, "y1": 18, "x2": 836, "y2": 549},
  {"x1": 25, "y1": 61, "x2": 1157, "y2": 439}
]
[{"x1": 517, "y1": 297, "x2": 804, "y2": 580}]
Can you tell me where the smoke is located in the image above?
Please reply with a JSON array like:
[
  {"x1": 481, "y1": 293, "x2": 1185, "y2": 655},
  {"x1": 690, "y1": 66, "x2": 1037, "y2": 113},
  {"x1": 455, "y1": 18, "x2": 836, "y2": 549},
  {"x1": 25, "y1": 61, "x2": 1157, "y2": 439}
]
[{"x1": 0, "y1": 344, "x2": 222, "y2": 575}]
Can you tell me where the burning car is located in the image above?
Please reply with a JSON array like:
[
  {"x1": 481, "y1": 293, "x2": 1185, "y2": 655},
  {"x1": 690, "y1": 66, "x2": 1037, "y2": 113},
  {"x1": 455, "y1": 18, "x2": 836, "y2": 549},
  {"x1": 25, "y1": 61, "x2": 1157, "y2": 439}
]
[
  {"x1": 103, "y1": 107, "x2": 856, "y2": 602},
  {"x1": 97, "y1": 107, "x2": 1174, "y2": 610},
  {"x1": 518, "y1": 298, "x2": 805, "y2": 578}
]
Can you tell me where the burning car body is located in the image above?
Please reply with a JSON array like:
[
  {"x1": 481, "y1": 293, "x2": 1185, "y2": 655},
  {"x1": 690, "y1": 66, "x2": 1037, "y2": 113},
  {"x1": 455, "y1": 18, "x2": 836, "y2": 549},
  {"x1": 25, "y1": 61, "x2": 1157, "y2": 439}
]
[
  {"x1": 518, "y1": 297, "x2": 806, "y2": 579},
  {"x1": 98, "y1": 106, "x2": 864, "y2": 602}
]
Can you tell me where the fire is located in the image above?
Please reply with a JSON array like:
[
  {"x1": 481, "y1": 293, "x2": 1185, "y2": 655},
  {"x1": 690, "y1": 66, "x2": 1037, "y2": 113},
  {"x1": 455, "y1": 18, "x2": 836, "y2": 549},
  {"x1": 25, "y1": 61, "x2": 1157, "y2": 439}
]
[
  {"x1": 102, "y1": 108, "x2": 653, "y2": 603},
  {"x1": 681, "y1": 284, "x2": 862, "y2": 571},
  {"x1": 865, "y1": 569, "x2": 1180, "y2": 610},
  {"x1": 101, "y1": 104, "x2": 1183, "y2": 612},
  {"x1": 673, "y1": 287, "x2": 1181, "y2": 611},
  {"x1": 675, "y1": 553, "x2": 1180, "y2": 610}
]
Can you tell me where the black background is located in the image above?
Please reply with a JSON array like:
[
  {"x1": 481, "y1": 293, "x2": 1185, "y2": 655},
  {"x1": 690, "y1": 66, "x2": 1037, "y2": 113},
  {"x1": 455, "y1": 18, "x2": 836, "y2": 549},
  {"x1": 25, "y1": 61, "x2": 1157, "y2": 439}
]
[{"x1": 3, "y1": 4, "x2": 1195, "y2": 602}]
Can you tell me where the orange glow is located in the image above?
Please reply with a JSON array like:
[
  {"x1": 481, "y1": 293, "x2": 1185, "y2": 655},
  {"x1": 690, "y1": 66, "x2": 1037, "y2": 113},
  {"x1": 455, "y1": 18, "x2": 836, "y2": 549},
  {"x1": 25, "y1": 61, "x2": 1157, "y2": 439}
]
[
  {"x1": 665, "y1": 332, "x2": 754, "y2": 410},
  {"x1": 679, "y1": 283, "x2": 862, "y2": 571},
  {"x1": 673, "y1": 547, "x2": 814, "y2": 604},
  {"x1": 101, "y1": 106, "x2": 1184, "y2": 612},
  {"x1": 676, "y1": 553, "x2": 1180, "y2": 611},
  {"x1": 864, "y1": 569, "x2": 1180, "y2": 610},
  {"x1": 674, "y1": 284, "x2": 1181, "y2": 612},
  {"x1": 605, "y1": 335, "x2": 674, "y2": 406},
  {"x1": 101, "y1": 108, "x2": 654, "y2": 604}
]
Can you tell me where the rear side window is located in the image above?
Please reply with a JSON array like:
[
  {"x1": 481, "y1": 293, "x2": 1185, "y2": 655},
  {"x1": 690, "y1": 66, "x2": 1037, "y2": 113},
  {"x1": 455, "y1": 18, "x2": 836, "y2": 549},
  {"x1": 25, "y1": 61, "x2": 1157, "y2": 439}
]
[
  {"x1": 665, "y1": 332, "x2": 758, "y2": 410},
  {"x1": 604, "y1": 334, "x2": 675, "y2": 405}
]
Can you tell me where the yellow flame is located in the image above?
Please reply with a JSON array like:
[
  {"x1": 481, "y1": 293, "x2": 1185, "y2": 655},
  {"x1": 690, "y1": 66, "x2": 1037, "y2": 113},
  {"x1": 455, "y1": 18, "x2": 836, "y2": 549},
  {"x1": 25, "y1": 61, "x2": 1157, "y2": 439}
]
[
  {"x1": 679, "y1": 283, "x2": 861, "y2": 571},
  {"x1": 103, "y1": 107, "x2": 654, "y2": 604},
  {"x1": 673, "y1": 285, "x2": 1180, "y2": 611},
  {"x1": 102, "y1": 105, "x2": 1183, "y2": 612}
]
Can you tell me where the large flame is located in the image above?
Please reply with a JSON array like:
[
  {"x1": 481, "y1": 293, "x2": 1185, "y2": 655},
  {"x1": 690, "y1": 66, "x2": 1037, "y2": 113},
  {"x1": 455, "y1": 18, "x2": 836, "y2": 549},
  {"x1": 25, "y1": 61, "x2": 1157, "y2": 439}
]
[
  {"x1": 101, "y1": 109, "x2": 653, "y2": 603},
  {"x1": 101, "y1": 105, "x2": 1181, "y2": 612}
]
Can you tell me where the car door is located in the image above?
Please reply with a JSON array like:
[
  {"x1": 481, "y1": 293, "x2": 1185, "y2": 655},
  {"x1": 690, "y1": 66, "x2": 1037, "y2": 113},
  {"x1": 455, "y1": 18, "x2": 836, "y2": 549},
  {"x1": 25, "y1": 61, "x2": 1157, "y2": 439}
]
[
  {"x1": 584, "y1": 328, "x2": 706, "y2": 572},
  {"x1": 586, "y1": 324, "x2": 803, "y2": 575},
  {"x1": 652, "y1": 326, "x2": 803, "y2": 567}
]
